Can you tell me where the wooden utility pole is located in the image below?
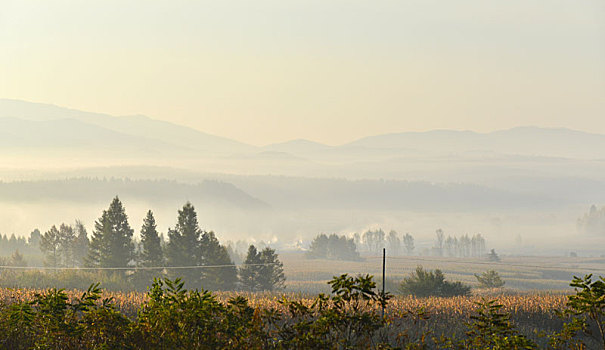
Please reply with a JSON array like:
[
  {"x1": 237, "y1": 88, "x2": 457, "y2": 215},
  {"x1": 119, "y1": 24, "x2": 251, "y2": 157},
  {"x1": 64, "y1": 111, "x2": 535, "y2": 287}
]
[{"x1": 381, "y1": 248, "x2": 386, "y2": 318}]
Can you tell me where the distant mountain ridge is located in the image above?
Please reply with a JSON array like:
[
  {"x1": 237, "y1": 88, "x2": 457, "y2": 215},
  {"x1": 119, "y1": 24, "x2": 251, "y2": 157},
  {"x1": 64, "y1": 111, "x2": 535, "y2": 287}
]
[
  {"x1": 3, "y1": 99, "x2": 605, "y2": 161},
  {"x1": 0, "y1": 99, "x2": 255, "y2": 155},
  {"x1": 343, "y1": 126, "x2": 605, "y2": 159}
]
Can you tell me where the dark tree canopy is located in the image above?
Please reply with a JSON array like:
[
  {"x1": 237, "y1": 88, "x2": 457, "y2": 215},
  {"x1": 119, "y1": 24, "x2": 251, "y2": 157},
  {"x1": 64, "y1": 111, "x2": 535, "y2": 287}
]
[
  {"x1": 139, "y1": 210, "x2": 163, "y2": 268},
  {"x1": 257, "y1": 247, "x2": 285, "y2": 291},
  {"x1": 165, "y1": 203, "x2": 238, "y2": 290},
  {"x1": 166, "y1": 202, "x2": 204, "y2": 286},
  {"x1": 86, "y1": 196, "x2": 135, "y2": 269},
  {"x1": 239, "y1": 245, "x2": 261, "y2": 291},
  {"x1": 199, "y1": 231, "x2": 238, "y2": 291},
  {"x1": 239, "y1": 245, "x2": 285, "y2": 291},
  {"x1": 166, "y1": 202, "x2": 202, "y2": 268}
]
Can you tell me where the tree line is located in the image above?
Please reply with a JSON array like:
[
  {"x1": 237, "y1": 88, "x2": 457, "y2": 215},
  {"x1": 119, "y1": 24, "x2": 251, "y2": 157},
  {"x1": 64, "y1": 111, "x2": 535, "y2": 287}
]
[
  {"x1": 33, "y1": 197, "x2": 284, "y2": 291},
  {"x1": 433, "y1": 229, "x2": 487, "y2": 258},
  {"x1": 307, "y1": 228, "x2": 489, "y2": 260}
]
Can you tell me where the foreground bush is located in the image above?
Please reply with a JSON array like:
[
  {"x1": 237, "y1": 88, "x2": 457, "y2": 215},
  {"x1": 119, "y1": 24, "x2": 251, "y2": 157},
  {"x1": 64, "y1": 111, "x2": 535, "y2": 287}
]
[{"x1": 0, "y1": 274, "x2": 602, "y2": 349}]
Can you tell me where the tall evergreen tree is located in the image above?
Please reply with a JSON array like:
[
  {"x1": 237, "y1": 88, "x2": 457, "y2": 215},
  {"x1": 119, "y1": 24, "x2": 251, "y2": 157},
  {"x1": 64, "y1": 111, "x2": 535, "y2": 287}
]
[
  {"x1": 73, "y1": 220, "x2": 89, "y2": 267},
  {"x1": 257, "y1": 247, "x2": 285, "y2": 291},
  {"x1": 139, "y1": 210, "x2": 163, "y2": 267},
  {"x1": 199, "y1": 231, "x2": 238, "y2": 290},
  {"x1": 239, "y1": 245, "x2": 286, "y2": 291},
  {"x1": 86, "y1": 196, "x2": 135, "y2": 268},
  {"x1": 239, "y1": 245, "x2": 262, "y2": 291},
  {"x1": 166, "y1": 202, "x2": 203, "y2": 286},
  {"x1": 86, "y1": 211, "x2": 107, "y2": 268}
]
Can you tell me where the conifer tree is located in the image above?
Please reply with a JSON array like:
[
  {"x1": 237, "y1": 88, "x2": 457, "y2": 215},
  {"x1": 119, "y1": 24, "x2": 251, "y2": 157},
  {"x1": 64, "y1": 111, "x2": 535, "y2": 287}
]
[
  {"x1": 166, "y1": 202, "x2": 203, "y2": 285},
  {"x1": 86, "y1": 196, "x2": 135, "y2": 269},
  {"x1": 85, "y1": 212, "x2": 106, "y2": 268},
  {"x1": 199, "y1": 231, "x2": 238, "y2": 290},
  {"x1": 239, "y1": 245, "x2": 262, "y2": 291},
  {"x1": 139, "y1": 210, "x2": 163, "y2": 267},
  {"x1": 239, "y1": 245, "x2": 285, "y2": 291},
  {"x1": 258, "y1": 247, "x2": 285, "y2": 291},
  {"x1": 73, "y1": 220, "x2": 89, "y2": 267}
]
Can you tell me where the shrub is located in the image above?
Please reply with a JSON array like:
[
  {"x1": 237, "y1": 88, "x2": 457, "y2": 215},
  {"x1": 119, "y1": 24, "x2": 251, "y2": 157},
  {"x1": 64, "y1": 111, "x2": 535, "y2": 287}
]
[
  {"x1": 566, "y1": 274, "x2": 605, "y2": 348},
  {"x1": 474, "y1": 270, "x2": 505, "y2": 289},
  {"x1": 399, "y1": 266, "x2": 471, "y2": 297}
]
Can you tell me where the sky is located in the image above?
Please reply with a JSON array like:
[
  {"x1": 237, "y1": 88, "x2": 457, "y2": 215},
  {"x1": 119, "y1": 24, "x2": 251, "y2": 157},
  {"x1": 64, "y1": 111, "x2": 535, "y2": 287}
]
[{"x1": 1, "y1": 0, "x2": 604, "y2": 146}]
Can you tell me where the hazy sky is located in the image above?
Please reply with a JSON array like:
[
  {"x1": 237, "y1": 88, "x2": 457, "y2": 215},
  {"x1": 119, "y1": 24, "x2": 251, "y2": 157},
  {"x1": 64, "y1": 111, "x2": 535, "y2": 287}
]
[{"x1": 1, "y1": 0, "x2": 604, "y2": 146}]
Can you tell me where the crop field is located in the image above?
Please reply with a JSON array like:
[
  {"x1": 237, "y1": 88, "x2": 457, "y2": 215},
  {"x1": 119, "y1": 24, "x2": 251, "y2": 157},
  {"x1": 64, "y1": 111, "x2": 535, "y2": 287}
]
[
  {"x1": 280, "y1": 252, "x2": 605, "y2": 293},
  {"x1": 0, "y1": 284, "x2": 588, "y2": 346}
]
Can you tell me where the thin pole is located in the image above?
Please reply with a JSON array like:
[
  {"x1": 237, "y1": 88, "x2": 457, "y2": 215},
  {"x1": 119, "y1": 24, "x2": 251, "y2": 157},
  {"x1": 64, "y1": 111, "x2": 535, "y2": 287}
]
[{"x1": 381, "y1": 247, "x2": 386, "y2": 318}]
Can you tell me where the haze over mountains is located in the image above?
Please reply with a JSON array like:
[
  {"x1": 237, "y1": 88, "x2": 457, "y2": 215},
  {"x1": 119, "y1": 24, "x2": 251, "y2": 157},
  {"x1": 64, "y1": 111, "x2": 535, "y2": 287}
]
[
  {"x1": 3, "y1": 99, "x2": 605, "y2": 161},
  {"x1": 1, "y1": 99, "x2": 605, "y2": 253}
]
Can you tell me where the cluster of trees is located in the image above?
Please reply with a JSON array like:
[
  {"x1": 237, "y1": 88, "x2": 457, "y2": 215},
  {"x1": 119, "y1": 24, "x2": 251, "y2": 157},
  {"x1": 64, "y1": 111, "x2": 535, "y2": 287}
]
[
  {"x1": 40, "y1": 221, "x2": 89, "y2": 268},
  {"x1": 0, "y1": 230, "x2": 42, "y2": 257},
  {"x1": 0, "y1": 250, "x2": 27, "y2": 268},
  {"x1": 433, "y1": 229, "x2": 487, "y2": 258},
  {"x1": 239, "y1": 245, "x2": 285, "y2": 291},
  {"x1": 307, "y1": 229, "x2": 489, "y2": 260},
  {"x1": 0, "y1": 234, "x2": 27, "y2": 256},
  {"x1": 306, "y1": 234, "x2": 361, "y2": 261},
  {"x1": 353, "y1": 229, "x2": 415, "y2": 256},
  {"x1": 34, "y1": 197, "x2": 284, "y2": 291},
  {"x1": 577, "y1": 204, "x2": 605, "y2": 235}
]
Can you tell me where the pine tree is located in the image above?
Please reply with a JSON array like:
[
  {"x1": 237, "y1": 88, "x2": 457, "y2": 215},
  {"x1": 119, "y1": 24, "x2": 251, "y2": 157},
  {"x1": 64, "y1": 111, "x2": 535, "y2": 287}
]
[
  {"x1": 239, "y1": 245, "x2": 285, "y2": 291},
  {"x1": 239, "y1": 245, "x2": 262, "y2": 291},
  {"x1": 257, "y1": 247, "x2": 285, "y2": 291},
  {"x1": 139, "y1": 210, "x2": 163, "y2": 267},
  {"x1": 85, "y1": 211, "x2": 107, "y2": 268},
  {"x1": 86, "y1": 196, "x2": 135, "y2": 269},
  {"x1": 166, "y1": 202, "x2": 203, "y2": 286},
  {"x1": 199, "y1": 231, "x2": 237, "y2": 290},
  {"x1": 73, "y1": 220, "x2": 89, "y2": 267}
]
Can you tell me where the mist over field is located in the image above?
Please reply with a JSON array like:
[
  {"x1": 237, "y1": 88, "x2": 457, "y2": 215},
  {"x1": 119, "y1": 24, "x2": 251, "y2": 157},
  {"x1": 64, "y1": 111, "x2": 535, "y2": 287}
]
[
  {"x1": 2, "y1": 2, "x2": 605, "y2": 347},
  {"x1": 1, "y1": 99, "x2": 604, "y2": 257}
]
